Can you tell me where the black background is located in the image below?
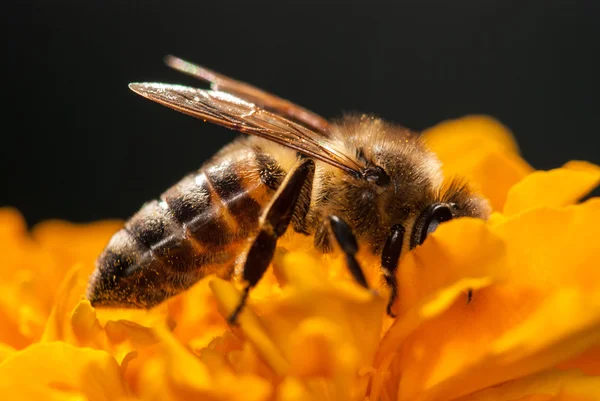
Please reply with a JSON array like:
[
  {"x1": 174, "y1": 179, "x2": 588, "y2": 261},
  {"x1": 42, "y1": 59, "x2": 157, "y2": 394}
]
[{"x1": 3, "y1": 1, "x2": 599, "y2": 226}]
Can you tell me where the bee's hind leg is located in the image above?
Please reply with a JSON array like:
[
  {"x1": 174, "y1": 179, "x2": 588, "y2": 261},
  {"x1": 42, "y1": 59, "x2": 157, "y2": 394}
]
[
  {"x1": 227, "y1": 158, "x2": 315, "y2": 324},
  {"x1": 327, "y1": 215, "x2": 369, "y2": 290}
]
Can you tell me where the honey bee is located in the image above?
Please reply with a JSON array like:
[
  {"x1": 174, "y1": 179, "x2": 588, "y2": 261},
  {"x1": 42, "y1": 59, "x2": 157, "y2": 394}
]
[{"x1": 87, "y1": 56, "x2": 490, "y2": 321}]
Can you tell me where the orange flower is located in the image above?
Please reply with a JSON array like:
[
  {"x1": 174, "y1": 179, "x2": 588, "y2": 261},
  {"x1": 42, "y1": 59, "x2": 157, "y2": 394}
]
[{"x1": 0, "y1": 116, "x2": 599, "y2": 401}]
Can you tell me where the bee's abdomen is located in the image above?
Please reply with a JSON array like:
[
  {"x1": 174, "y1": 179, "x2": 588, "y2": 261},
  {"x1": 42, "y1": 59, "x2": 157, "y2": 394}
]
[{"x1": 88, "y1": 140, "x2": 288, "y2": 308}]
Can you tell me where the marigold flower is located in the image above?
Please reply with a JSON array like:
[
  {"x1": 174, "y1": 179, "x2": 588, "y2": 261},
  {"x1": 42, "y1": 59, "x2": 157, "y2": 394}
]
[{"x1": 0, "y1": 116, "x2": 599, "y2": 401}]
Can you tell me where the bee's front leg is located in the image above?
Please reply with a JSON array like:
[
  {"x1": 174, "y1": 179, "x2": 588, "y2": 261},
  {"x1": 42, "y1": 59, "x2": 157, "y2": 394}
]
[
  {"x1": 327, "y1": 218, "x2": 405, "y2": 317},
  {"x1": 381, "y1": 224, "x2": 405, "y2": 317},
  {"x1": 228, "y1": 158, "x2": 315, "y2": 324}
]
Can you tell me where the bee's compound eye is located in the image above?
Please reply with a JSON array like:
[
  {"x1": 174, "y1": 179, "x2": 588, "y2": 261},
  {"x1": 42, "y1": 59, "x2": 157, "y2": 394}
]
[{"x1": 413, "y1": 203, "x2": 454, "y2": 247}]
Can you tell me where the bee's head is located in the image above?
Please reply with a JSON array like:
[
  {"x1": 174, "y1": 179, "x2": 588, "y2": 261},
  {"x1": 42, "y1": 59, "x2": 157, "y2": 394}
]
[{"x1": 329, "y1": 114, "x2": 490, "y2": 253}]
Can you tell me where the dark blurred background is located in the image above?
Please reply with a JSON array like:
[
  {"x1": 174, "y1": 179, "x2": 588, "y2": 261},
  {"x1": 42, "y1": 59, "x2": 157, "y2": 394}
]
[{"x1": 3, "y1": 0, "x2": 599, "y2": 226}]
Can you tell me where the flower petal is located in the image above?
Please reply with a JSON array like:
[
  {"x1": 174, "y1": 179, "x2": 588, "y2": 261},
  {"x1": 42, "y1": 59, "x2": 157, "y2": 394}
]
[
  {"x1": 382, "y1": 201, "x2": 600, "y2": 401},
  {"x1": 0, "y1": 342, "x2": 129, "y2": 401},
  {"x1": 386, "y1": 284, "x2": 546, "y2": 401},
  {"x1": 0, "y1": 343, "x2": 16, "y2": 363},
  {"x1": 503, "y1": 162, "x2": 600, "y2": 216},
  {"x1": 104, "y1": 320, "x2": 159, "y2": 347},
  {"x1": 137, "y1": 327, "x2": 272, "y2": 401},
  {"x1": 276, "y1": 377, "x2": 314, "y2": 401},
  {"x1": 493, "y1": 199, "x2": 600, "y2": 290},
  {"x1": 32, "y1": 218, "x2": 122, "y2": 278},
  {"x1": 0, "y1": 208, "x2": 29, "y2": 282},
  {"x1": 557, "y1": 345, "x2": 600, "y2": 375},
  {"x1": 455, "y1": 369, "x2": 600, "y2": 401},
  {"x1": 41, "y1": 265, "x2": 83, "y2": 343},
  {"x1": 422, "y1": 116, "x2": 533, "y2": 211},
  {"x1": 211, "y1": 249, "x2": 385, "y2": 401},
  {"x1": 422, "y1": 115, "x2": 521, "y2": 157},
  {"x1": 210, "y1": 278, "x2": 290, "y2": 375},
  {"x1": 393, "y1": 218, "x2": 507, "y2": 316},
  {"x1": 70, "y1": 300, "x2": 104, "y2": 345}
]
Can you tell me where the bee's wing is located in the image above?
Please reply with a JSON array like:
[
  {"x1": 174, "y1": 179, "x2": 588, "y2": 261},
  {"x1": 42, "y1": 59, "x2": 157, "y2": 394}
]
[
  {"x1": 164, "y1": 55, "x2": 331, "y2": 135},
  {"x1": 129, "y1": 83, "x2": 362, "y2": 175}
]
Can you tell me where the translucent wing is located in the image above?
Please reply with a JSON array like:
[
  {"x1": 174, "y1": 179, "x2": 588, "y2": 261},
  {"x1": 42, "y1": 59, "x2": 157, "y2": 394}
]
[
  {"x1": 128, "y1": 83, "x2": 362, "y2": 175},
  {"x1": 165, "y1": 55, "x2": 331, "y2": 134}
]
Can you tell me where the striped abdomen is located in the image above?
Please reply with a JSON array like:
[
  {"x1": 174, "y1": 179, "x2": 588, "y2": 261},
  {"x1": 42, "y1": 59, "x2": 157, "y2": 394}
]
[{"x1": 87, "y1": 138, "x2": 288, "y2": 308}]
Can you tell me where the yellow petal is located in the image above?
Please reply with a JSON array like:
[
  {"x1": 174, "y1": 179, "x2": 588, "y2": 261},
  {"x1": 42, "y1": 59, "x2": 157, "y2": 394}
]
[
  {"x1": 0, "y1": 282, "x2": 42, "y2": 349},
  {"x1": 386, "y1": 284, "x2": 545, "y2": 401},
  {"x1": 0, "y1": 342, "x2": 16, "y2": 363},
  {"x1": 210, "y1": 278, "x2": 290, "y2": 374},
  {"x1": 104, "y1": 319, "x2": 158, "y2": 347},
  {"x1": 272, "y1": 250, "x2": 329, "y2": 291},
  {"x1": 563, "y1": 160, "x2": 600, "y2": 174},
  {"x1": 490, "y1": 288, "x2": 600, "y2": 369},
  {"x1": 0, "y1": 208, "x2": 58, "y2": 348},
  {"x1": 422, "y1": 115, "x2": 520, "y2": 157},
  {"x1": 455, "y1": 369, "x2": 600, "y2": 401},
  {"x1": 493, "y1": 199, "x2": 600, "y2": 290},
  {"x1": 167, "y1": 274, "x2": 229, "y2": 346},
  {"x1": 276, "y1": 377, "x2": 314, "y2": 401},
  {"x1": 138, "y1": 327, "x2": 272, "y2": 401},
  {"x1": 383, "y1": 201, "x2": 600, "y2": 401},
  {"x1": 288, "y1": 317, "x2": 358, "y2": 378},
  {"x1": 0, "y1": 342, "x2": 129, "y2": 401},
  {"x1": 70, "y1": 300, "x2": 104, "y2": 345},
  {"x1": 0, "y1": 208, "x2": 29, "y2": 280},
  {"x1": 41, "y1": 265, "x2": 83, "y2": 343},
  {"x1": 393, "y1": 218, "x2": 507, "y2": 316},
  {"x1": 557, "y1": 345, "x2": 600, "y2": 375},
  {"x1": 422, "y1": 116, "x2": 533, "y2": 211},
  {"x1": 503, "y1": 162, "x2": 600, "y2": 216},
  {"x1": 211, "y1": 250, "x2": 385, "y2": 401},
  {"x1": 32, "y1": 218, "x2": 122, "y2": 278}
]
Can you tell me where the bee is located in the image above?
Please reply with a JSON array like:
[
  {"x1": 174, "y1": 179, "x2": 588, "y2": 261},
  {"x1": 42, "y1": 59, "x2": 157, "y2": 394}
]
[{"x1": 87, "y1": 56, "x2": 490, "y2": 321}]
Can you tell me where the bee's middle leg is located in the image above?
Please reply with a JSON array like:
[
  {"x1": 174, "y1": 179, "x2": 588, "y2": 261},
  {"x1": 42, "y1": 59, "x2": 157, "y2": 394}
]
[
  {"x1": 227, "y1": 158, "x2": 315, "y2": 324},
  {"x1": 327, "y1": 215, "x2": 369, "y2": 290}
]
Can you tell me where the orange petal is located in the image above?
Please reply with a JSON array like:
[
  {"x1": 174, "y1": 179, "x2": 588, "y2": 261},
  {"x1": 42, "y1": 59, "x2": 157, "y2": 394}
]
[
  {"x1": 383, "y1": 201, "x2": 600, "y2": 401},
  {"x1": 455, "y1": 369, "x2": 600, "y2": 401},
  {"x1": 492, "y1": 199, "x2": 600, "y2": 290},
  {"x1": 167, "y1": 276, "x2": 228, "y2": 346},
  {"x1": 422, "y1": 116, "x2": 533, "y2": 211},
  {"x1": 210, "y1": 278, "x2": 290, "y2": 375},
  {"x1": 138, "y1": 327, "x2": 272, "y2": 401},
  {"x1": 104, "y1": 319, "x2": 158, "y2": 347},
  {"x1": 485, "y1": 288, "x2": 600, "y2": 376},
  {"x1": 0, "y1": 342, "x2": 16, "y2": 363},
  {"x1": 41, "y1": 265, "x2": 83, "y2": 343},
  {"x1": 289, "y1": 317, "x2": 357, "y2": 378},
  {"x1": 32, "y1": 218, "x2": 122, "y2": 278},
  {"x1": 276, "y1": 377, "x2": 314, "y2": 401},
  {"x1": 422, "y1": 115, "x2": 520, "y2": 157},
  {"x1": 557, "y1": 345, "x2": 600, "y2": 375},
  {"x1": 384, "y1": 284, "x2": 545, "y2": 401},
  {"x1": 70, "y1": 300, "x2": 102, "y2": 340},
  {"x1": 503, "y1": 162, "x2": 600, "y2": 216},
  {"x1": 0, "y1": 342, "x2": 129, "y2": 401},
  {"x1": 393, "y1": 218, "x2": 507, "y2": 316},
  {"x1": 0, "y1": 208, "x2": 29, "y2": 278}
]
